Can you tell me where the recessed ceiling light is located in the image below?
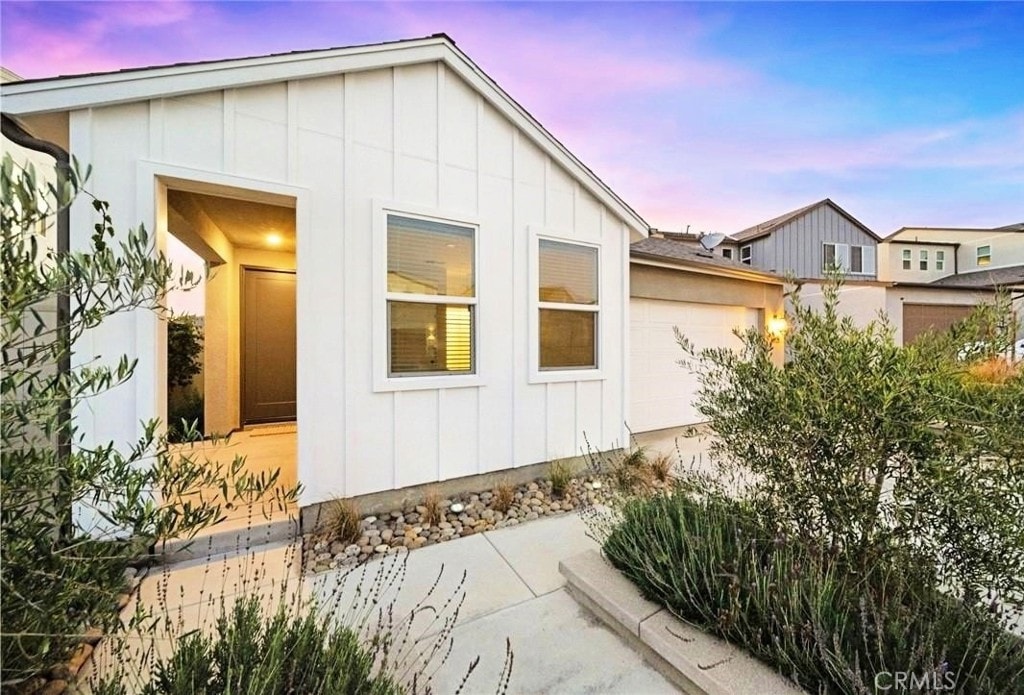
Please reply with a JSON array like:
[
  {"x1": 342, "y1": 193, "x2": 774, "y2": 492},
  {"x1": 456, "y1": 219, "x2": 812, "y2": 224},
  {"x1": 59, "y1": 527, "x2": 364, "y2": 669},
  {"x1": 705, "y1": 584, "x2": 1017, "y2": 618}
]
[{"x1": 265, "y1": 233, "x2": 283, "y2": 247}]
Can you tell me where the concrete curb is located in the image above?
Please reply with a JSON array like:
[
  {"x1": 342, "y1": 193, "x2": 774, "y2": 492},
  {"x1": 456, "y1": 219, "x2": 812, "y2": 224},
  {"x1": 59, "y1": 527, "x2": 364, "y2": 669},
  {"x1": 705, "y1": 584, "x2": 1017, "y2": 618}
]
[
  {"x1": 158, "y1": 516, "x2": 298, "y2": 564},
  {"x1": 559, "y1": 550, "x2": 805, "y2": 695}
]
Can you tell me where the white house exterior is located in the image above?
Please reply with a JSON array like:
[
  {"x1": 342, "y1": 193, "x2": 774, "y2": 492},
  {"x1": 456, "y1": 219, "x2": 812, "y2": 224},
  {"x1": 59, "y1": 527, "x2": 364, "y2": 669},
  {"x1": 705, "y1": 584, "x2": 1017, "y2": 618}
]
[{"x1": 1, "y1": 36, "x2": 649, "y2": 508}]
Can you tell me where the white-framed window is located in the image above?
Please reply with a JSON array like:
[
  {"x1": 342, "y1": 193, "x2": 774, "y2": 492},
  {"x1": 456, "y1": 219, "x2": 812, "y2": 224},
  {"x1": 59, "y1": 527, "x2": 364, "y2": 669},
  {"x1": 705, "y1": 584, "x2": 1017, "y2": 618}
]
[
  {"x1": 721, "y1": 248, "x2": 733, "y2": 260},
  {"x1": 919, "y1": 249, "x2": 928, "y2": 271},
  {"x1": 740, "y1": 245, "x2": 751, "y2": 265},
  {"x1": 823, "y1": 243, "x2": 840, "y2": 271},
  {"x1": 977, "y1": 245, "x2": 992, "y2": 267},
  {"x1": 936, "y1": 250, "x2": 945, "y2": 271},
  {"x1": 902, "y1": 248, "x2": 912, "y2": 270},
  {"x1": 537, "y1": 238, "x2": 599, "y2": 372},
  {"x1": 823, "y1": 243, "x2": 875, "y2": 275},
  {"x1": 382, "y1": 211, "x2": 478, "y2": 382}
]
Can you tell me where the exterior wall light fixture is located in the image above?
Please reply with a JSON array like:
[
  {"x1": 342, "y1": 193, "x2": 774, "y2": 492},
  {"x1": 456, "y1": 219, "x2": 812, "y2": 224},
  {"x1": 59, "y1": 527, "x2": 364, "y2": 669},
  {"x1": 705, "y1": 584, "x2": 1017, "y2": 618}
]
[{"x1": 767, "y1": 314, "x2": 789, "y2": 340}]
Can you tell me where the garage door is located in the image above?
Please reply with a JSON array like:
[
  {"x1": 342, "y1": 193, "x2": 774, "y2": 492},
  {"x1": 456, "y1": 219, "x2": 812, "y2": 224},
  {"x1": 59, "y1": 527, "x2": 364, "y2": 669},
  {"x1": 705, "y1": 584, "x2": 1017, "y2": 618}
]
[
  {"x1": 903, "y1": 303, "x2": 974, "y2": 344},
  {"x1": 630, "y1": 299, "x2": 760, "y2": 433}
]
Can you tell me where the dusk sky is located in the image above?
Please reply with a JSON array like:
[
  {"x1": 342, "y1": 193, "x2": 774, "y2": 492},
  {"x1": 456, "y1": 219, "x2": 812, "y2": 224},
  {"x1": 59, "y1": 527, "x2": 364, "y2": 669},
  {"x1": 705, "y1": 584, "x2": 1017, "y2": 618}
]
[{"x1": 3, "y1": 1, "x2": 1022, "y2": 236}]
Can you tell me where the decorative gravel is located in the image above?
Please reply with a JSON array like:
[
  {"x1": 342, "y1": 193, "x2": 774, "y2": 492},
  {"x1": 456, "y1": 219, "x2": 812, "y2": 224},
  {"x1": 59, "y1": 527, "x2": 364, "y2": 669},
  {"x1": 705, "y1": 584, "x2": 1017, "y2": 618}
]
[{"x1": 305, "y1": 476, "x2": 612, "y2": 573}]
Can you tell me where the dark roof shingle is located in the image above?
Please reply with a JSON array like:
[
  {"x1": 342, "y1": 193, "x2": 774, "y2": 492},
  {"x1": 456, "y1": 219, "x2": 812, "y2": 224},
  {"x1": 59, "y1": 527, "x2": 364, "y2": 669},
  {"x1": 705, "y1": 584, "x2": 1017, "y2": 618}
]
[
  {"x1": 630, "y1": 237, "x2": 782, "y2": 280},
  {"x1": 928, "y1": 265, "x2": 1024, "y2": 289},
  {"x1": 734, "y1": 198, "x2": 880, "y2": 242}
]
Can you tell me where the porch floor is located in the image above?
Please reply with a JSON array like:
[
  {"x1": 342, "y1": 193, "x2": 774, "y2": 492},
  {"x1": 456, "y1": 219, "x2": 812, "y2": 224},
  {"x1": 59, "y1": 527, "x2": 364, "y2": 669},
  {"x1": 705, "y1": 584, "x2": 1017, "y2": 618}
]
[{"x1": 170, "y1": 426, "x2": 298, "y2": 535}]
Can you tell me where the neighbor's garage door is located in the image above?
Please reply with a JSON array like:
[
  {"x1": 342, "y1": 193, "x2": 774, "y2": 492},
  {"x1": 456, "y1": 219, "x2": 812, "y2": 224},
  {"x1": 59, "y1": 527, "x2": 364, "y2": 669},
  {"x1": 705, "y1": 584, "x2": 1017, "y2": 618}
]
[
  {"x1": 903, "y1": 303, "x2": 974, "y2": 343},
  {"x1": 630, "y1": 298, "x2": 760, "y2": 433}
]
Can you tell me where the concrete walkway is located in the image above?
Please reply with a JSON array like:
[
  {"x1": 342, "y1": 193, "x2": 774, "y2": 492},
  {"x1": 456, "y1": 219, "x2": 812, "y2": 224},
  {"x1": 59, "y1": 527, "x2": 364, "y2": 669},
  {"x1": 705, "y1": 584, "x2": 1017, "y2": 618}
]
[{"x1": 88, "y1": 513, "x2": 678, "y2": 694}]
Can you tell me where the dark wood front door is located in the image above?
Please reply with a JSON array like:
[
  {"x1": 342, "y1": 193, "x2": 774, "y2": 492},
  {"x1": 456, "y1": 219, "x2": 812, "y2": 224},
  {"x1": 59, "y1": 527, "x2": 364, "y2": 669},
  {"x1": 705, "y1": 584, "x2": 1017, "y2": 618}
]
[{"x1": 242, "y1": 268, "x2": 296, "y2": 424}]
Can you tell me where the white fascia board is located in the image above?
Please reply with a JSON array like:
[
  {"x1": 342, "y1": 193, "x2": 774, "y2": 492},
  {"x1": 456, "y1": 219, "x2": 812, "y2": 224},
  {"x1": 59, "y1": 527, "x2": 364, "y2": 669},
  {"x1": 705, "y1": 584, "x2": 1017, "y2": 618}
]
[
  {"x1": 1, "y1": 39, "x2": 447, "y2": 115},
  {"x1": 2, "y1": 35, "x2": 649, "y2": 239},
  {"x1": 630, "y1": 256, "x2": 785, "y2": 285},
  {"x1": 439, "y1": 45, "x2": 649, "y2": 239}
]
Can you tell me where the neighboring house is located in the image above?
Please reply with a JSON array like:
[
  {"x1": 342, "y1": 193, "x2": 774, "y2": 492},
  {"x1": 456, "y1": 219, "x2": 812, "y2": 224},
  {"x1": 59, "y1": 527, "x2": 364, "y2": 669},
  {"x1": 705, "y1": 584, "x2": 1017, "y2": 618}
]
[
  {"x1": 629, "y1": 235, "x2": 784, "y2": 432},
  {"x1": 1, "y1": 35, "x2": 652, "y2": 514},
  {"x1": 734, "y1": 200, "x2": 1023, "y2": 344},
  {"x1": 733, "y1": 198, "x2": 881, "y2": 280},
  {"x1": 877, "y1": 223, "x2": 1024, "y2": 342},
  {"x1": 648, "y1": 228, "x2": 740, "y2": 261}
]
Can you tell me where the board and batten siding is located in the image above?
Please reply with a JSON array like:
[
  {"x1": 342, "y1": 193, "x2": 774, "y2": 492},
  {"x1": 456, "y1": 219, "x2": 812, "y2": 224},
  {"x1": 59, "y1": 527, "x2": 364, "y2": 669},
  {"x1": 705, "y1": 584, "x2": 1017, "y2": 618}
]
[
  {"x1": 747, "y1": 205, "x2": 878, "y2": 280},
  {"x1": 66, "y1": 62, "x2": 630, "y2": 505}
]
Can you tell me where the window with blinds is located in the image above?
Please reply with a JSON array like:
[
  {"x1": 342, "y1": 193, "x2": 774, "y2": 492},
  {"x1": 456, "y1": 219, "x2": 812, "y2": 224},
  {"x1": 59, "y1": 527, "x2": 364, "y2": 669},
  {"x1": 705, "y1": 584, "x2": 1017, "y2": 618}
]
[
  {"x1": 386, "y1": 214, "x2": 476, "y2": 376},
  {"x1": 538, "y1": 239, "x2": 598, "y2": 370}
]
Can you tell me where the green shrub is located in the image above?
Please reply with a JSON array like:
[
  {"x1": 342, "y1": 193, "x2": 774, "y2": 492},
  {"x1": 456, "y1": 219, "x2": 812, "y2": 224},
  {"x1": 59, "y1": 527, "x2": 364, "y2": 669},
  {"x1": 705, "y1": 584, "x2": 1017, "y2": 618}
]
[
  {"x1": 586, "y1": 277, "x2": 1024, "y2": 692},
  {"x1": 93, "y1": 550, "x2": 515, "y2": 695},
  {"x1": 167, "y1": 314, "x2": 203, "y2": 389},
  {"x1": 1, "y1": 155, "x2": 298, "y2": 682},
  {"x1": 98, "y1": 595, "x2": 403, "y2": 695},
  {"x1": 167, "y1": 388, "x2": 204, "y2": 443},
  {"x1": 676, "y1": 278, "x2": 1024, "y2": 616},
  {"x1": 604, "y1": 490, "x2": 1024, "y2": 693}
]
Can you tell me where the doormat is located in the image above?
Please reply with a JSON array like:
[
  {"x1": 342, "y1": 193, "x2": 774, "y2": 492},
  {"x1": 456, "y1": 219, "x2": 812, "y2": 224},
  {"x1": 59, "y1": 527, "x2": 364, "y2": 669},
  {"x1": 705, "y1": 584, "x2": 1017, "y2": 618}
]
[{"x1": 247, "y1": 424, "x2": 297, "y2": 437}]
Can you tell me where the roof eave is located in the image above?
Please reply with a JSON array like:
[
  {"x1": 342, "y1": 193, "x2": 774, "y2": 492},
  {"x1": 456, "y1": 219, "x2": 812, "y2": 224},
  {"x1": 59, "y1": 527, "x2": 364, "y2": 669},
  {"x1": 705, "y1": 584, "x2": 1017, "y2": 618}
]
[
  {"x1": 630, "y1": 251, "x2": 785, "y2": 285},
  {"x1": 1, "y1": 36, "x2": 649, "y2": 237},
  {"x1": 0, "y1": 38, "x2": 449, "y2": 115}
]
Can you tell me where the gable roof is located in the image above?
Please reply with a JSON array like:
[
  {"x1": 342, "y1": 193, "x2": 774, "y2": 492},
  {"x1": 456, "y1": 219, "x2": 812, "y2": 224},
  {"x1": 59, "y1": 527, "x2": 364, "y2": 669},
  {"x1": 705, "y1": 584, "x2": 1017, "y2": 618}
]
[
  {"x1": 734, "y1": 198, "x2": 881, "y2": 243},
  {"x1": 1, "y1": 34, "x2": 649, "y2": 238},
  {"x1": 630, "y1": 237, "x2": 784, "y2": 284}
]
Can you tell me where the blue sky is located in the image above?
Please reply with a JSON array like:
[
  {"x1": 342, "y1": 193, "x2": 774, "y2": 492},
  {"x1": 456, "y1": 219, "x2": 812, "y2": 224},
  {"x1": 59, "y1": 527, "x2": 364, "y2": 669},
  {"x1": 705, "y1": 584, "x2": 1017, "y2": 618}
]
[{"x1": 2, "y1": 1, "x2": 1022, "y2": 235}]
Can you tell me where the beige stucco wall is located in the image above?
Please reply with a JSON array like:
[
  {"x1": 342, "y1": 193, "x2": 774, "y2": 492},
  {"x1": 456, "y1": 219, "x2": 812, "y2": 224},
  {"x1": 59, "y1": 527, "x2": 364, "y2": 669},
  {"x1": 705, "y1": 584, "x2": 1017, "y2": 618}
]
[
  {"x1": 630, "y1": 264, "x2": 783, "y2": 310},
  {"x1": 629, "y1": 262, "x2": 785, "y2": 363},
  {"x1": 798, "y1": 281, "x2": 998, "y2": 345},
  {"x1": 799, "y1": 281, "x2": 890, "y2": 329},
  {"x1": 885, "y1": 286, "x2": 997, "y2": 345},
  {"x1": 877, "y1": 242, "x2": 957, "y2": 283},
  {"x1": 885, "y1": 228, "x2": 1023, "y2": 276}
]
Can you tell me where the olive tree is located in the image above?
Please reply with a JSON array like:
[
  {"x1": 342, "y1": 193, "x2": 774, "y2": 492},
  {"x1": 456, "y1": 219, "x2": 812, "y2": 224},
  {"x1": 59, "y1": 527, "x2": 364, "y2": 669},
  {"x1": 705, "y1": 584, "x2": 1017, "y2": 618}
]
[
  {"x1": 1, "y1": 154, "x2": 297, "y2": 683},
  {"x1": 677, "y1": 278, "x2": 1024, "y2": 626}
]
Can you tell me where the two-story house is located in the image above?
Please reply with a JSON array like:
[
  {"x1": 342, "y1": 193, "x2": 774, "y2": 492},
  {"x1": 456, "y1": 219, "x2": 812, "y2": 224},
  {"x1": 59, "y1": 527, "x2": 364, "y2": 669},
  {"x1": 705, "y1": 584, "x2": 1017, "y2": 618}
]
[
  {"x1": 734, "y1": 200, "x2": 1022, "y2": 344},
  {"x1": 877, "y1": 223, "x2": 1024, "y2": 342},
  {"x1": 733, "y1": 199, "x2": 881, "y2": 280}
]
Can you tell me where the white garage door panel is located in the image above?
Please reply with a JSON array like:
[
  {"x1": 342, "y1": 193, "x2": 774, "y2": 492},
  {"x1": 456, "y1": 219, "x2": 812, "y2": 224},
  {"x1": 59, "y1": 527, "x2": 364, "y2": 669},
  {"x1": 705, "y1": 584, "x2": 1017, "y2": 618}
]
[{"x1": 630, "y1": 299, "x2": 759, "y2": 433}]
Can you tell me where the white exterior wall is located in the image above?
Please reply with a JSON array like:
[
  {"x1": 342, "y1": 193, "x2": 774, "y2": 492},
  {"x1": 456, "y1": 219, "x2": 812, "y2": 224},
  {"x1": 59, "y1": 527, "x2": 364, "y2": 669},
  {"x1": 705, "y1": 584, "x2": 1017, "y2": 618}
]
[{"x1": 67, "y1": 62, "x2": 631, "y2": 504}]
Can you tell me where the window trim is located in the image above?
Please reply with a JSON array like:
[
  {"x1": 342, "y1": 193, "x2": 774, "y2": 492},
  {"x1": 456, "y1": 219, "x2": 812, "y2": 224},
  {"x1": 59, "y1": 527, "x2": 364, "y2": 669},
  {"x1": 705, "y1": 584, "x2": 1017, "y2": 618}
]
[
  {"x1": 529, "y1": 229, "x2": 605, "y2": 384},
  {"x1": 373, "y1": 201, "x2": 484, "y2": 392},
  {"x1": 822, "y1": 242, "x2": 842, "y2": 272},
  {"x1": 936, "y1": 250, "x2": 945, "y2": 271},
  {"x1": 823, "y1": 242, "x2": 874, "y2": 275},
  {"x1": 902, "y1": 248, "x2": 912, "y2": 270},
  {"x1": 919, "y1": 249, "x2": 929, "y2": 271},
  {"x1": 977, "y1": 245, "x2": 992, "y2": 267},
  {"x1": 739, "y1": 245, "x2": 752, "y2": 265}
]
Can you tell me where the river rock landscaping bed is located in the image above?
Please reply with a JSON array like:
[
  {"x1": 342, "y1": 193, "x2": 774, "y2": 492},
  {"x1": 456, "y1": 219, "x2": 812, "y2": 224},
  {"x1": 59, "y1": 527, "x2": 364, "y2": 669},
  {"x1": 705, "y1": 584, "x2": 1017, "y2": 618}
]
[{"x1": 305, "y1": 475, "x2": 614, "y2": 573}]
